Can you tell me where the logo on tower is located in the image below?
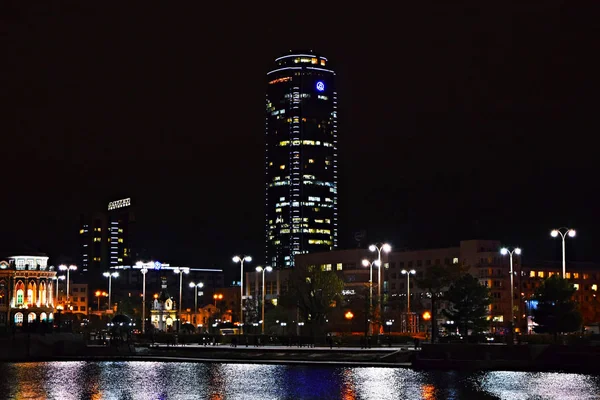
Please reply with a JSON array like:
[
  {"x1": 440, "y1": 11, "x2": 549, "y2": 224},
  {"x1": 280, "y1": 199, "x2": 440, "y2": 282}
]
[{"x1": 316, "y1": 81, "x2": 325, "y2": 92}]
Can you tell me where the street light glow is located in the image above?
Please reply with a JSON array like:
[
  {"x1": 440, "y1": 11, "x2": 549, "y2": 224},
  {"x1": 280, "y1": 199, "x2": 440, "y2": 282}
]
[
  {"x1": 368, "y1": 245, "x2": 376, "y2": 252},
  {"x1": 551, "y1": 229, "x2": 559, "y2": 237},
  {"x1": 515, "y1": 248, "x2": 522, "y2": 255},
  {"x1": 568, "y1": 229, "x2": 576, "y2": 237},
  {"x1": 500, "y1": 247, "x2": 508, "y2": 255},
  {"x1": 401, "y1": 269, "x2": 416, "y2": 275},
  {"x1": 361, "y1": 259, "x2": 369, "y2": 267},
  {"x1": 382, "y1": 243, "x2": 392, "y2": 253}
]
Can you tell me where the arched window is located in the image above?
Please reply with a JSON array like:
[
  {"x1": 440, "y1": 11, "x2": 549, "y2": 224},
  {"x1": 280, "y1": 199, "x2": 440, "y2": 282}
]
[
  {"x1": 40, "y1": 312, "x2": 47, "y2": 321},
  {"x1": 15, "y1": 281, "x2": 25, "y2": 305},
  {"x1": 14, "y1": 312, "x2": 24, "y2": 326},
  {"x1": 165, "y1": 299, "x2": 172, "y2": 310},
  {"x1": 27, "y1": 281, "x2": 36, "y2": 305},
  {"x1": 39, "y1": 282, "x2": 47, "y2": 306},
  {"x1": 48, "y1": 313, "x2": 54, "y2": 321},
  {"x1": 28, "y1": 312, "x2": 36, "y2": 323}
]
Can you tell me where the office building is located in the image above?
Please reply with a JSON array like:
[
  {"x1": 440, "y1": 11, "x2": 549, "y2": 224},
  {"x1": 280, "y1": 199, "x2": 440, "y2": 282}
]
[{"x1": 265, "y1": 50, "x2": 339, "y2": 268}]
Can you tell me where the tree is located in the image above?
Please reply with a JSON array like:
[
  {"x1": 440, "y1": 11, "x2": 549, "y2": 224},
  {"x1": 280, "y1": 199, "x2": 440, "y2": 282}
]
[
  {"x1": 443, "y1": 274, "x2": 491, "y2": 336},
  {"x1": 282, "y1": 265, "x2": 345, "y2": 336},
  {"x1": 532, "y1": 275, "x2": 582, "y2": 339},
  {"x1": 416, "y1": 263, "x2": 463, "y2": 343}
]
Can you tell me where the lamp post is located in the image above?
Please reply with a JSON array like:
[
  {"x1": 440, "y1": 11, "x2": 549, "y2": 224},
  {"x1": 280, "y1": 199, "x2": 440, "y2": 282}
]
[
  {"x1": 401, "y1": 269, "x2": 416, "y2": 313},
  {"x1": 54, "y1": 275, "x2": 65, "y2": 306},
  {"x1": 95, "y1": 291, "x2": 108, "y2": 312},
  {"x1": 173, "y1": 267, "x2": 190, "y2": 331},
  {"x1": 500, "y1": 247, "x2": 521, "y2": 340},
  {"x1": 58, "y1": 265, "x2": 77, "y2": 306},
  {"x1": 550, "y1": 228, "x2": 576, "y2": 278},
  {"x1": 232, "y1": 255, "x2": 252, "y2": 332},
  {"x1": 401, "y1": 269, "x2": 416, "y2": 333},
  {"x1": 102, "y1": 271, "x2": 119, "y2": 312},
  {"x1": 255, "y1": 266, "x2": 273, "y2": 334},
  {"x1": 189, "y1": 282, "x2": 204, "y2": 325},
  {"x1": 369, "y1": 244, "x2": 391, "y2": 337},
  {"x1": 362, "y1": 258, "x2": 381, "y2": 335},
  {"x1": 137, "y1": 262, "x2": 149, "y2": 334},
  {"x1": 345, "y1": 310, "x2": 354, "y2": 334},
  {"x1": 213, "y1": 293, "x2": 223, "y2": 308}
]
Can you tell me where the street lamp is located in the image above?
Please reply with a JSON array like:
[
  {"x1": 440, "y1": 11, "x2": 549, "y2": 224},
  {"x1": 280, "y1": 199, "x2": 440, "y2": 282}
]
[
  {"x1": 232, "y1": 255, "x2": 252, "y2": 331},
  {"x1": 173, "y1": 267, "x2": 190, "y2": 331},
  {"x1": 400, "y1": 269, "x2": 416, "y2": 313},
  {"x1": 58, "y1": 265, "x2": 77, "y2": 306},
  {"x1": 362, "y1": 258, "x2": 381, "y2": 334},
  {"x1": 369, "y1": 243, "x2": 391, "y2": 319},
  {"x1": 213, "y1": 293, "x2": 223, "y2": 308},
  {"x1": 255, "y1": 266, "x2": 273, "y2": 334},
  {"x1": 102, "y1": 271, "x2": 119, "y2": 312},
  {"x1": 189, "y1": 281, "x2": 204, "y2": 325},
  {"x1": 137, "y1": 262, "x2": 149, "y2": 334},
  {"x1": 550, "y1": 228, "x2": 576, "y2": 278},
  {"x1": 95, "y1": 290, "x2": 108, "y2": 311},
  {"x1": 500, "y1": 247, "x2": 522, "y2": 339}
]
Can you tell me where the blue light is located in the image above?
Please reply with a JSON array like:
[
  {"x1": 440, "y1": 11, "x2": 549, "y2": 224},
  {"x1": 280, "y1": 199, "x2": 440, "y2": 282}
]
[
  {"x1": 154, "y1": 261, "x2": 162, "y2": 270},
  {"x1": 316, "y1": 81, "x2": 325, "y2": 92}
]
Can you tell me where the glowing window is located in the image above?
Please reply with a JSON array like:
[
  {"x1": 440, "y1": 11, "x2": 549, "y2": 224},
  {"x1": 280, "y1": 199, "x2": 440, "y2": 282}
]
[
  {"x1": 308, "y1": 159, "x2": 314, "y2": 164},
  {"x1": 16, "y1": 290, "x2": 24, "y2": 305},
  {"x1": 537, "y1": 271, "x2": 544, "y2": 278},
  {"x1": 337, "y1": 263, "x2": 343, "y2": 271},
  {"x1": 574, "y1": 283, "x2": 579, "y2": 290},
  {"x1": 566, "y1": 272, "x2": 571, "y2": 279},
  {"x1": 453, "y1": 258, "x2": 459, "y2": 265},
  {"x1": 592, "y1": 284, "x2": 597, "y2": 291},
  {"x1": 573, "y1": 273, "x2": 580, "y2": 279},
  {"x1": 320, "y1": 59, "x2": 326, "y2": 66},
  {"x1": 311, "y1": 58, "x2": 318, "y2": 64},
  {"x1": 14, "y1": 312, "x2": 23, "y2": 325},
  {"x1": 583, "y1": 274, "x2": 589, "y2": 279},
  {"x1": 280, "y1": 165, "x2": 286, "y2": 170},
  {"x1": 529, "y1": 271, "x2": 536, "y2": 278}
]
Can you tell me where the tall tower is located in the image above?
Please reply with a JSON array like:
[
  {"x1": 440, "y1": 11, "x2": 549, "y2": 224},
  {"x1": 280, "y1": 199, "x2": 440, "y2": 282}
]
[{"x1": 265, "y1": 50, "x2": 339, "y2": 268}]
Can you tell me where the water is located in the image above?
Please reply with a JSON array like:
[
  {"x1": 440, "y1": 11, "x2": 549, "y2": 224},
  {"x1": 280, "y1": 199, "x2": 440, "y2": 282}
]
[{"x1": 0, "y1": 362, "x2": 599, "y2": 400}]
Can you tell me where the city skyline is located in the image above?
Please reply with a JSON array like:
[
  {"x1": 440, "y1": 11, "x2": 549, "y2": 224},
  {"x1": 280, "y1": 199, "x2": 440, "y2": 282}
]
[{"x1": 2, "y1": 3, "x2": 598, "y2": 274}]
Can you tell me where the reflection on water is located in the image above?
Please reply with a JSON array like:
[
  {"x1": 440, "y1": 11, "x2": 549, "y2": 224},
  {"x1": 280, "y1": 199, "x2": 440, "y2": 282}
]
[{"x1": 0, "y1": 361, "x2": 598, "y2": 400}]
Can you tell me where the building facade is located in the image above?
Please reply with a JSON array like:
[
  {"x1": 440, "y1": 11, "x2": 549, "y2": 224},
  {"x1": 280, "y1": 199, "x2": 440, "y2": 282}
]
[
  {"x1": 150, "y1": 277, "x2": 177, "y2": 332},
  {"x1": 79, "y1": 197, "x2": 134, "y2": 276},
  {"x1": 0, "y1": 255, "x2": 56, "y2": 328},
  {"x1": 69, "y1": 283, "x2": 89, "y2": 315},
  {"x1": 265, "y1": 50, "x2": 339, "y2": 268},
  {"x1": 294, "y1": 240, "x2": 600, "y2": 334}
]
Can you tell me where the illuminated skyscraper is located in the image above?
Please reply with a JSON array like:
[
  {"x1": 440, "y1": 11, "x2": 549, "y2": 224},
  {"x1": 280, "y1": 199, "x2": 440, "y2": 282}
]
[{"x1": 265, "y1": 50, "x2": 338, "y2": 268}]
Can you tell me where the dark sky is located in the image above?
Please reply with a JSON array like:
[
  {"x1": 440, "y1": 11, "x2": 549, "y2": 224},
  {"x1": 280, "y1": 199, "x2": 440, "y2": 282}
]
[{"x1": 2, "y1": 2, "x2": 599, "y2": 273}]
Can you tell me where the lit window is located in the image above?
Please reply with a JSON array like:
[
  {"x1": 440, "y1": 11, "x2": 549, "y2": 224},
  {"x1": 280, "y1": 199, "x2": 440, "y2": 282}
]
[
  {"x1": 453, "y1": 258, "x2": 459, "y2": 265},
  {"x1": 583, "y1": 274, "x2": 589, "y2": 279},
  {"x1": 308, "y1": 159, "x2": 314, "y2": 164},
  {"x1": 530, "y1": 271, "x2": 536, "y2": 278},
  {"x1": 269, "y1": 162, "x2": 273, "y2": 166},
  {"x1": 320, "y1": 59, "x2": 326, "y2": 66},
  {"x1": 592, "y1": 284, "x2": 597, "y2": 291},
  {"x1": 538, "y1": 271, "x2": 544, "y2": 278},
  {"x1": 79, "y1": 229, "x2": 84, "y2": 234},
  {"x1": 280, "y1": 165, "x2": 286, "y2": 170},
  {"x1": 337, "y1": 263, "x2": 342, "y2": 271},
  {"x1": 574, "y1": 283, "x2": 579, "y2": 290},
  {"x1": 573, "y1": 273, "x2": 580, "y2": 279},
  {"x1": 566, "y1": 272, "x2": 571, "y2": 279}
]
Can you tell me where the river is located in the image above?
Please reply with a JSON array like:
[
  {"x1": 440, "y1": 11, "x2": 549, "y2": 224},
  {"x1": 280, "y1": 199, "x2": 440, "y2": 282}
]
[{"x1": 0, "y1": 361, "x2": 598, "y2": 399}]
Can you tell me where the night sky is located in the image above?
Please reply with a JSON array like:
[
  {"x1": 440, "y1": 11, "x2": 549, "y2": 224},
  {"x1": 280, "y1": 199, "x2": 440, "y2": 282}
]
[{"x1": 2, "y1": 2, "x2": 599, "y2": 276}]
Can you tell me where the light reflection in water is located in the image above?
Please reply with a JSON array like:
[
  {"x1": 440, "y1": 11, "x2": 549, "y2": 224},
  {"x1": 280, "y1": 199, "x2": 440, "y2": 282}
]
[
  {"x1": 0, "y1": 362, "x2": 598, "y2": 400},
  {"x1": 340, "y1": 368, "x2": 357, "y2": 400}
]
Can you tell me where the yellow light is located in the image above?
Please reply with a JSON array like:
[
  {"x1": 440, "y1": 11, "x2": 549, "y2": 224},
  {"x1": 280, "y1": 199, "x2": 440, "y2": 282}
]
[
  {"x1": 345, "y1": 311, "x2": 354, "y2": 320},
  {"x1": 422, "y1": 311, "x2": 431, "y2": 321}
]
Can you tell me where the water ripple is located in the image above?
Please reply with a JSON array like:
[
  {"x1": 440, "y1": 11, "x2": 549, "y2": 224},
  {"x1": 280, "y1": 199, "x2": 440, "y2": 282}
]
[{"x1": 0, "y1": 362, "x2": 598, "y2": 400}]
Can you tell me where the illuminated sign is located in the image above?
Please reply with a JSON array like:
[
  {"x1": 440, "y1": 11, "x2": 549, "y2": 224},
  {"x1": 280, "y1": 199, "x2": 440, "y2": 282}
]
[
  {"x1": 269, "y1": 77, "x2": 292, "y2": 85},
  {"x1": 316, "y1": 81, "x2": 325, "y2": 92},
  {"x1": 108, "y1": 198, "x2": 131, "y2": 211},
  {"x1": 342, "y1": 290, "x2": 355, "y2": 296}
]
